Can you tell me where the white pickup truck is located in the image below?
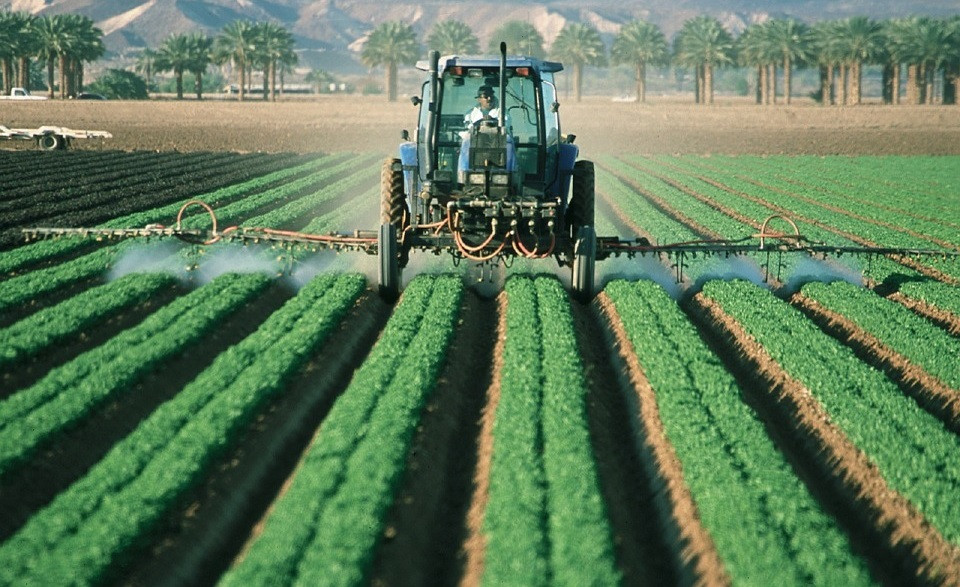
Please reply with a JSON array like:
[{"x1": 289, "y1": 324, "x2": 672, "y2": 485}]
[{"x1": 0, "y1": 87, "x2": 48, "y2": 100}]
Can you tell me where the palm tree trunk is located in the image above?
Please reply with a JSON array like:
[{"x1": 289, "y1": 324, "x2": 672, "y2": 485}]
[
  {"x1": 695, "y1": 65, "x2": 703, "y2": 104},
  {"x1": 58, "y1": 53, "x2": 67, "y2": 99},
  {"x1": 18, "y1": 57, "x2": 29, "y2": 91},
  {"x1": 941, "y1": 65, "x2": 955, "y2": 105},
  {"x1": 238, "y1": 58, "x2": 245, "y2": 101},
  {"x1": 705, "y1": 64, "x2": 713, "y2": 104},
  {"x1": 574, "y1": 62, "x2": 583, "y2": 102},
  {"x1": 906, "y1": 64, "x2": 918, "y2": 104},
  {"x1": 176, "y1": 69, "x2": 184, "y2": 99},
  {"x1": 1, "y1": 58, "x2": 9, "y2": 94},
  {"x1": 784, "y1": 56, "x2": 792, "y2": 105},
  {"x1": 819, "y1": 65, "x2": 829, "y2": 106},
  {"x1": 755, "y1": 65, "x2": 763, "y2": 104},
  {"x1": 893, "y1": 63, "x2": 901, "y2": 105},
  {"x1": 925, "y1": 64, "x2": 935, "y2": 105},
  {"x1": 918, "y1": 64, "x2": 928, "y2": 104},
  {"x1": 769, "y1": 64, "x2": 777, "y2": 104},
  {"x1": 840, "y1": 65, "x2": 848, "y2": 106},
  {"x1": 195, "y1": 71, "x2": 203, "y2": 100},
  {"x1": 387, "y1": 60, "x2": 398, "y2": 102},
  {"x1": 636, "y1": 62, "x2": 646, "y2": 103},
  {"x1": 46, "y1": 59, "x2": 55, "y2": 98},
  {"x1": 270, "y1": 60, "x2": 277, "y2": 102},
  {"x1": 854, "y1": 61, "x2": 863, "y2": 105}
]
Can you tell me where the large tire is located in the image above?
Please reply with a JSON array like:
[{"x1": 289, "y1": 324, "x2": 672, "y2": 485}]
[
  {"x1": 571, "y1": 225, "x2": 596, "y2": 304},
  {"x1": 378, "y1": 223, "x2": 401, "y2": 302},
  {"x1": 381, "y1": 157, "x2": 408, "y2": 227},
  {"x1": 567, "y1": 160, "x2": 595, "y2": 239},
  {"x1": 38, "y1": 134, "x2": 64, "y2": 151}
]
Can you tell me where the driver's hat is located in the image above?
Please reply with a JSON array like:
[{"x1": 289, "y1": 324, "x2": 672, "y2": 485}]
[{"x1": 475, "y1": 85, "x2": 495, "y2": 99}]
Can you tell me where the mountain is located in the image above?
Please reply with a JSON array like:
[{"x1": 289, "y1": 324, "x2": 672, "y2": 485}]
[{"x1": 3, "y1": 0, "x2": 960, "y2": 73}]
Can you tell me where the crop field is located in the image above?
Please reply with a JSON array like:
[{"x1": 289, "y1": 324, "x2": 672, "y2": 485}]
[{"x1": 2, "y1": 118, "x2": 960, "y2": 585}]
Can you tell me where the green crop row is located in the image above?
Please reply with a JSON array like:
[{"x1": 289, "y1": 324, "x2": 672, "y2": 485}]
[
  {"x1": 0, "y1": 153, "x2": 347, "y2": 276},
  {"x1": 897, "y1": 281, "x2": 960, "y2": 317},
  {"x1": 0, "y1": 272, "x2": 270, "y2": 478},
  {"x1": 700, "y1": 280, "x2": 960, "y2": 546},
  {"x1": 0, "y1": 272, "x2": 176, "y2": 370},
  {"x1": 221, "y1": 274, "x2": 463, "y2": 586},
  {"x1": 483, "y1": 275, "x2": 619, "y2": 586},
  {"x1": 801, "y1": 281, "x2": 960, "y2": 390},
  {"x1": 606, "y1": 279, "x2": 871, "y2": 584},
  {"x1": 0, "y1": 272, "x2": 365, "y2": 585},
  {"x1": 0, "y1": 154, "x2": 370, "y2": 314},
  {"x1": 686, "y1": 156, "x2": 960, "y2": 249},
  {"x1": 656, "y1": 156, "x2": 960, "y2": 281}
]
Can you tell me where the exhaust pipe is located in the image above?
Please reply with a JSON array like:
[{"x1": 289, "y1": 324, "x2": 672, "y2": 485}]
[
  {"x1": 498, "y1": 42, "x2": 506, "y2": 131},
  {"x1": 425, "y1": 50, "x2": 440, "y2": 177}
]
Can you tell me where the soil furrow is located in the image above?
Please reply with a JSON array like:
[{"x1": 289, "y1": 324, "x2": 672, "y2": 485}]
[
  {"x1": 369, "y1": 290, "x2": 495, "y2": 586},
  {"x1": 116, "y1": 289, "x2": 392, "y2": 587},
  {"x1": 460, "y1": 291, "x2": 507, "y2": 587},
  {"x1": 571, "y1": 298, "x2": 677, "y2": 585},
  {"x1": 595, "y1": 292, "x2": 730, "y2": 586},
  {"x1": 689, "y1": 292, "x2": 960, "y2": 584},
  {"x1": 0, "y1": 281, "x2": 293, "y2": 543},
  {"x1": 791, "y1": 293, "x2": 960, "y2": 435}
]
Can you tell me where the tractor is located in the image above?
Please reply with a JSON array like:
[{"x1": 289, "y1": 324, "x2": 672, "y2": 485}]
[{"x1": 377, "y1": 44, "x2": 597, "y2": 302}]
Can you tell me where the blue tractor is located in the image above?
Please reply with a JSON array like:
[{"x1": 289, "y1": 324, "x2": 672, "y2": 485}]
[{"x1": 378, "y1": 44, "x2": 597, "y2": 302}]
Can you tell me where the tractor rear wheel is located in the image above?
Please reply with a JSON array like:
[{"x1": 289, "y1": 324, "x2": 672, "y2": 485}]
[
  {"x1": 567, "y1": 160, "x2": 595, "y2": 239},
  {"x1": 571, "y1": 225, "x2": 596, "y2": 304},
  {"x1": 378, "y1": 223, "x2": 401, "y2": 302}
]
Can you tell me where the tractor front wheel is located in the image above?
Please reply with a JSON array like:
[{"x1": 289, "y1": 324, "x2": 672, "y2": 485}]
[
  {"x1": 571, "y1": 225, "x2": 596, "y2": 304},
  {"x1": 378, "y1": 223, "x2": 401, "y2": 302},
  {"x1": 567, "y1": 160, "x2": 595, "y2": 239}
]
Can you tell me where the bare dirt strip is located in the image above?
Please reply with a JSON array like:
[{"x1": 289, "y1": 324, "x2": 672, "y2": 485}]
[
  {"x1": 369, "y1": 291, "x2": 494, "y2": 586},
  {"x1": 690, "y1": 292, "x2": 960, "y2": 584},
  {"x1": 792, "y1": 293, "x2": 960, "y2": 436},
  {"x1": 888, "y1": 291, "x2": 960, "y2": 337},
  {"x1": 116, "y1": 290, "x2": 392, "y2": 586},
  {"x1": 596, "y1": 292, "x2": 730, "y2": 586},
  {"x1": 460, "y1": 291, "x2": 506, "y2": 587}
]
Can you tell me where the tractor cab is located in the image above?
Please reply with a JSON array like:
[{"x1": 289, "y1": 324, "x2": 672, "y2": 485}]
[{"x1": 378, "y1": 45, "x2": 596, "y2": 303}]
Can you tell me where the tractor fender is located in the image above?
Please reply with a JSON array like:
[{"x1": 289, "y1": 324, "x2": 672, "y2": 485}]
[
  {"x1": 553, "y1": 142, "x2": 579, "y2": 203},
  {"x1": 398, "y1": 141, "x2": 417, "y2": 197}
]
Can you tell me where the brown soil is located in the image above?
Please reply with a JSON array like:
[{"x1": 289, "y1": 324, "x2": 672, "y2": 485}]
[
  {"x1": 368, "y1": 291, "x2": 495, "y2": 586},
  {"x1": 460, "y1": 291, "x2": 506, "y2": 587},
  {"x1": 115, "y1": 290, "x2": 392, "y2": 587},
  {"x1": 690, "y1": 292, "x2": 960, "y2": 584},
  {"x1": 596, "y1": 292, "x2": 730, "y2": 586},
  {"x1": 792, "y1": 293, "x2": 960, "y2": 436},
  {"x1": 4, "y1": 98, "x2": 960, "y2": 156}
]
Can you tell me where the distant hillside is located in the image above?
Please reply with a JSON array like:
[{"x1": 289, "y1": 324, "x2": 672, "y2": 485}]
[{"x1": 3, "y1": 0, "x2": 960, "y2": 74}]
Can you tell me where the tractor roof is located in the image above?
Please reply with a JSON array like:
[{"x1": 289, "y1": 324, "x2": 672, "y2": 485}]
[{"x1": 416, "y1": 55, "x2": 564, "y2": 75}]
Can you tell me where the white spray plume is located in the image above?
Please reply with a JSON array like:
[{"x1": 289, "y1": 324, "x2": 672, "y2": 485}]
[
  {"x1": 108, "y1": 241, "x2": 192, "y2": 282},
  {"x1": 598, "y1": 255, "x2": 683, "y2": 300},
  {"x1": 193, "y1": 243, "x2": 279, "y2": 285},
  {"x1": 691, "y1": 256, "x2": 770, "y2": 293},
  {"x1": 783, "y1": 256, "x2": 864, "y2": 294}
]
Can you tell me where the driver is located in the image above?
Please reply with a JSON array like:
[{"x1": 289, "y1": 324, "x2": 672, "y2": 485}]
[{"x1": 464, "y1": 85, "x2": 510, "y2": 131}]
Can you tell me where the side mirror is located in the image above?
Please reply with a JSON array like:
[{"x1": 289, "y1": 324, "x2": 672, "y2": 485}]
[
  {"x1": 566, "y1": 134, "x2": 576, "y2": 144},
  {"x1": 551, "y1": 102, "x2": 560, "y2": 113},
  {"x1": 410, "y1": 96, "x2": 422, "y2": 106},
  {"x1": 401, "y1": 129, "x2": 410, "y2": 141}
]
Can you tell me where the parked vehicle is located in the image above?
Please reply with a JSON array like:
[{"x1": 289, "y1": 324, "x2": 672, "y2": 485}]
[{"x1": 0, "y1": 87, "x2": 47, "y2": 100}]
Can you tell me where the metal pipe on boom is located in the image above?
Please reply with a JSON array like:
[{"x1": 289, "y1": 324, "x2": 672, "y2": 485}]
[
  {"x1": 498, "y1": 42, "x2": 507, "y2": 131},
  {"x1": 425, "y1": 50, "x2": 440, "y2": 178}
]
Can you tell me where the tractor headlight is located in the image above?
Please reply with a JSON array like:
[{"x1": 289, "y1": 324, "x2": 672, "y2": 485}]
[
  {"x1": 490, "y1": 173, "x2": 510, "y2": 186},
  {"x1": 468, "y1": 172, "x2": 486, "y2": 185}
]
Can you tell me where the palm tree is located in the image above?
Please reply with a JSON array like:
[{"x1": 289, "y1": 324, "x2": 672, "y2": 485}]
[
  {"x1": 488, "y1": 21, "x2": 544, "y2": 58},
  {"x1": 0, "y1": 12, "x2": 18, "y2": 94},
  {"x1": 155, "y1": 33, "x2": 193, "y2": 99},
  {"x1": 65, "y1": 14, "x2": 104, "y2": 96},
  {"x1": 33, "y1": 14, "x2": 70, "y2": 98},
  {"x1": 185, "y1": 33, "x2": 213, "y2": 99},
  {"x1": 427, "y1": 20, "x2": 479, "y2": 54},
  {"x1": 737, "y1": 22, "x2": 778, "y2": 104},
  {"x1": 135, "y1": 48, "x2": 157, "y2": 94},
  {"x1": 360, "y1": 21, "x2": 419, "y2": 102},
  {"x1": 833, "y1": 17, "x2": 884, "y2": 105},
  {"x1": 611, "y1": 19, "x2": 668, "y2": 103},
  {"x1": 250, "y1": 22, "x2": 295, "y2": 101},
  {"x1": 809, "y1": 20, "x2": 844, "y2": 105},
  {"x1": 215, "y1": 20, "x2": 255, "y2": 101},
  {"x1": 551, "y1": 23, "x2": 606, "y2": 102},
  {"x1": 674, "y1": 15, "x2": 734, "y2": 104},
  {"x1": 764, "y1": 19, "x2": 809, "y2": 104},
  {"x1": 0, "y1": 12, "x2": 36, "y2": 92}
]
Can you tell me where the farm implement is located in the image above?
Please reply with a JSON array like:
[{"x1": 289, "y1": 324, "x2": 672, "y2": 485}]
[
  {"x1": 20, "y1": 46, "x2": 960, "y2": 301},
  {"x1": 1, "y1": 124, "x2": 112, "y2": 150}
]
